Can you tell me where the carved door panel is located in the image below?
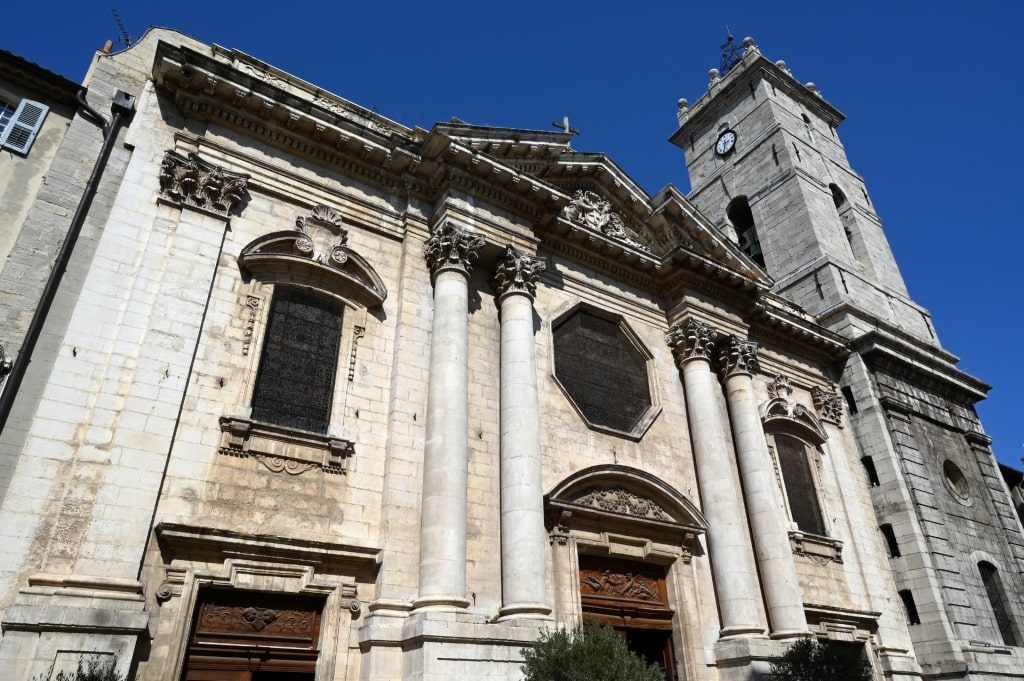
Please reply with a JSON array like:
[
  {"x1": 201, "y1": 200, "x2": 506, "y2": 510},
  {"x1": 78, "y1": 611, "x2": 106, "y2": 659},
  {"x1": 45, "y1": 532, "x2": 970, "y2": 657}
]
[
  {"x1": 579, "y1": 557, "x2": 677, "y2": 681},
  {"x1": 182, "y1": 590, "x2": 323, "y2": 681}
]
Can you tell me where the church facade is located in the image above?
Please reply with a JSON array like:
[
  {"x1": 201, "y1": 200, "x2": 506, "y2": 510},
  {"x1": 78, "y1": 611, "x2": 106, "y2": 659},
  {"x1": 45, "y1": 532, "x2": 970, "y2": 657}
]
[{"x1": 0, "y1": 29, "x2": 1020, "y2": 681}]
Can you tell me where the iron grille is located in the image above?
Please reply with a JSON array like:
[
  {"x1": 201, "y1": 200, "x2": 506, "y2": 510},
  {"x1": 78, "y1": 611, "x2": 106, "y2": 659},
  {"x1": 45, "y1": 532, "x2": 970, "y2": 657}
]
[
  {"x1": 553, "y1": 311, "x2": 650, "y2": 433},
  {"x1": 250, "y1": 288, "x2": 343, "y2": 433}
]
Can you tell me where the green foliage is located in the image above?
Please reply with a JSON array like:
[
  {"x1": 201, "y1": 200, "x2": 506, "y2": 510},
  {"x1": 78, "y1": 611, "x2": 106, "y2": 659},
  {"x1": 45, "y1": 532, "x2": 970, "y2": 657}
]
[
  {"x1": 768, "y1": 638, "x2": 873, "y2": 681},
  {"x1": 520, "y1": 620, "x2": 665, "y2": 681},
  {"x1": 33, "y1": 655, "x2": 125, "y2": 681}
]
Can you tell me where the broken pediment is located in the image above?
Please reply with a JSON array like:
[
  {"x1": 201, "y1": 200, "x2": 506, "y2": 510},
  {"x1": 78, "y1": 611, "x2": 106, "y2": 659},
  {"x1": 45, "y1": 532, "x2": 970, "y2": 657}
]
[{"x1": 239, "y1": 204, "x2": 387, "y2": 308}]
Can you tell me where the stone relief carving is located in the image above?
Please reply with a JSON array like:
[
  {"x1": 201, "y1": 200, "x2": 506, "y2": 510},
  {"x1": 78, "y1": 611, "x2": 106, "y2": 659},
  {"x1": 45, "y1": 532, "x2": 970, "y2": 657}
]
[
  {"x1": 666, "y1": 318, "x2": 719, "y2": 365},
  {"x1": 159, "y1": 150, "x2": 249, "y2": 217},
  {"x1": 241, "y1": 295, "x2": 260, "y2": 355},
  {"x1": 761, "y1": 374, "x2": 828, "y2": 442},
  {"x1": 571, "y1": 486, "x2": 671, "y2": 521},
  {"x1": 719, "y1": 335, "x2": 759, "y2": 377},
  {"x1": 580, "y1": 567, "x2": 663, "y2": 603},
  {"x1": 812, "y1": 384, "x2": 844, "y2": 426},
  {"x1": 422, "y1": 223, "x2": 486, "y2": 278},
  {"x1": 219, "y1": 417, "x2": 354, "y2": 476},
  {"x1": 295, "y1": 203, "x2": 351, "y2": 266},
  {"x1": 200, "y1": 604, "x2": 314, "y2": 636},
  {"x1": 561, "y1": 190, "x2": 651, "y2": 252},
  {"x1": 348, "y1": 326, "x2": 365, "y2": 382},
  {"x1": 493, "y1": 244, "x2": 546, "y2": 299}
]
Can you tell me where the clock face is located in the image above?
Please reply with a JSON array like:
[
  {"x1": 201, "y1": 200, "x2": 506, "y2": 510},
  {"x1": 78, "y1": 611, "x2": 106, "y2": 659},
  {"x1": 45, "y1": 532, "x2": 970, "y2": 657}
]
[{"x1": 715, "y1": 130, "x2": 737, "y2": 156}]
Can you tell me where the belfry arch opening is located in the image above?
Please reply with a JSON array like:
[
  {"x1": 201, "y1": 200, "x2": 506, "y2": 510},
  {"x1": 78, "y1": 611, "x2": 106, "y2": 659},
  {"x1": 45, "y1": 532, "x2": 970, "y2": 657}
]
[{"x1": 727, "y1": 196, "x2": 765, "y2": 268}]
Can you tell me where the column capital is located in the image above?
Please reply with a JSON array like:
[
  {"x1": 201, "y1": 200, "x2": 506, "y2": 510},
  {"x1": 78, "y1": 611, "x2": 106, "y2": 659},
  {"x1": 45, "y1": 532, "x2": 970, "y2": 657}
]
[
  {"x1": 719, "y1": 335, "x2": 759, "y2": 378},
  {"x1": 666, "y1": 318, "x2": 719, "y2": 366},
  {"x1": 423, "y1": 223, "x2": 485, "y2": 279},
  {"x1": 493, "y1": 244, "x2": 546, "y2": 300}
]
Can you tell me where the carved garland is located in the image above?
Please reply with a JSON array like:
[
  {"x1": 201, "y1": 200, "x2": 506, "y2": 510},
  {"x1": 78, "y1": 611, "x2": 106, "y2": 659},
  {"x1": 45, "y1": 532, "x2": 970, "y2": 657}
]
[{"x1": 812, "y1": 384, "x2": 844, "y2": 426}]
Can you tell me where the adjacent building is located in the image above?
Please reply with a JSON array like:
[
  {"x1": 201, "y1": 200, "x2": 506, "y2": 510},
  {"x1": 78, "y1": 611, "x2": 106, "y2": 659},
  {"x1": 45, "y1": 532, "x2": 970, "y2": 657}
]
[{"x1": 0, "y1": 29, "x2": 1019, "y2": 681}]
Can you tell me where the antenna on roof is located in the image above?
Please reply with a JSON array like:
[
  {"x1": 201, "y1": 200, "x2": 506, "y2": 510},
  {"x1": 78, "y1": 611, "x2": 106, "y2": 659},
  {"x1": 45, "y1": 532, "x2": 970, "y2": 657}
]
[
  {"x1": 111, "y1": 10, "x2": 133, "y2": 48},
  {"x1": 720, "y1": 31, "x2": 743, "y2": 75}
]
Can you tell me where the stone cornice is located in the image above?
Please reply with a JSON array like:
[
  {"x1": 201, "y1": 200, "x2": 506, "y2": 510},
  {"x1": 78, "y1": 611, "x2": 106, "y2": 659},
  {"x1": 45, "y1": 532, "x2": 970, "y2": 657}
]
[{"x1": 672, "y1": 48, "x2": 844, "y2": 148}]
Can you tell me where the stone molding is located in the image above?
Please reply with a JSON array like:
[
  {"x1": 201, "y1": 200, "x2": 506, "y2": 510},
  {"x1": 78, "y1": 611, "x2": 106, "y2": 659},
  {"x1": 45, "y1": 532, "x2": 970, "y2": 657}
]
[
  {"x1": 493, "y1": 244, "x2": 546, "y2": 299},
  {"x1": 158, "y1": 150, "x2": 249, "y2": 217},
  {"x1": 719, "y1": 335, "x2": 759, "y2": 377},
  {"x1": 761, "y1": 374, "x2": 829, "y2": 444},
  {"x1": 218, "y1": 417, "x2": 354, "y2": 476},
  {"x1": 666, "y1": 318, "x2": 719, "y2": 365},
  {"x1": 422, "y1": 222, "x2": 485, "y2": 279}
]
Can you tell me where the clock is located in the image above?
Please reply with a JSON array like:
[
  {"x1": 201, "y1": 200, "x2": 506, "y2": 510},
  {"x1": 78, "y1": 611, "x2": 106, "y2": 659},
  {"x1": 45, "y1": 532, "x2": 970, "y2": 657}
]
[{"x1": 715, "y1": 129, "x2": 737, "y2": 156}]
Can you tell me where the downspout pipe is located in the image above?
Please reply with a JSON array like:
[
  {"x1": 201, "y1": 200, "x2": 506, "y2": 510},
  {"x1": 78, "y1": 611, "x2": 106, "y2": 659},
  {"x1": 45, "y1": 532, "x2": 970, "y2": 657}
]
[{"x1": 0, "y1": 88, "x2": 135, "y2": 434}]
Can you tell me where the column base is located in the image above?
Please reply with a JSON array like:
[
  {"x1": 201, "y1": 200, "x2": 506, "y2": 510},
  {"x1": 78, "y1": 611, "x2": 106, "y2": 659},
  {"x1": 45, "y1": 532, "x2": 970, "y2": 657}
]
[
  {"x1": 496, "y1": 602, "x2": 553, "y2": 621},
  {"x1": 719, "y1": 624, "x2": 767, "y2": 639},
  {"x1": 769, "y1": 628, "x2": 813, "y2": 640},
  {"x1": 412, "y1": 594, "x2": 472, "y2": 611}
]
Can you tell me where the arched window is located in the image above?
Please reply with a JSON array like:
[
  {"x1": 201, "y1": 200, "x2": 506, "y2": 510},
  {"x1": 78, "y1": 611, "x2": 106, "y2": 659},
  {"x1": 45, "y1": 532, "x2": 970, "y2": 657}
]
[
  {"x1": 775, "y1": 434, "x2": 827, "y2": 536},
  {"x1": 979, "y1": 561, "x2": 1018, "y2": 646},
  {"x1": 250, "y1": 287, "x2": 344, "y2": 433},
  {"x1": 726, "y1": 196, "x2": 765, "y2": 268},
  {"x1": 829, "y1": 183, "x2": 847, "y2": 209},
  {"x1": 879, "y1": 524, "x2": 900, "y2": 558},
  {"x1": 899, "y1": 590, "x2": 921, "y2": 625}
]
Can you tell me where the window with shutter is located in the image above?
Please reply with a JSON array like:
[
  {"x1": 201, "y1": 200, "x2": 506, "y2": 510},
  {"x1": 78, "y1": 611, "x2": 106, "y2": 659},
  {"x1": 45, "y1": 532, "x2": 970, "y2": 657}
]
[{"x1": 0, "y1": 99, "x2": 49, "y2": 155}]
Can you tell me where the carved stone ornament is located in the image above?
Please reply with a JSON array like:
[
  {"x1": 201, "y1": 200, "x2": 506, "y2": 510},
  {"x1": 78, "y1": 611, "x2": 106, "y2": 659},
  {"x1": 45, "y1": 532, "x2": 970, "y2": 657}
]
[
  {"x1": 422, "y1": 223, "x2": 486, "y2": 278},
  {"x1": 219, "y1": 417, "x2": 354, "y2": 475},
  {"x1": 241, "y1": 295, "x2": 260, "y2": 355},
  {"x1": 812, "y1": 384, "x2": 844, "y2": 426},
  {"x1": 719, "y1": 335, "x2": 759, "y2": 378},
  {"x1": 561, "y1": 190, "x2": 651, "y2": 252},
  {"x1": 580, "y1": 568, "x2": 663, "y2": 603},
  {"x1": 159, "y1": 150, "x2": 249, "y2": 217},
  {"x1": 294, "y1": 204, "x2": 351, "y2": 266},
  {"x1": 571, "y1": 486, "x2": 671, "y2": 521},
  {"x1": 493, "y1": 244, "x2": 546, "y2": 299},
  {"x1": 666, "y1": 318, "x2": 719, "y2": 366}
]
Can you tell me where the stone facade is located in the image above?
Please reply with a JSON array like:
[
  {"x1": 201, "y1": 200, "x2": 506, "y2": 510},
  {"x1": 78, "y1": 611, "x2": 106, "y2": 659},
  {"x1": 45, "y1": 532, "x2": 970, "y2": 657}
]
[{"x1": 0, "y1": 29, "x2": 1019, "y2": 681}]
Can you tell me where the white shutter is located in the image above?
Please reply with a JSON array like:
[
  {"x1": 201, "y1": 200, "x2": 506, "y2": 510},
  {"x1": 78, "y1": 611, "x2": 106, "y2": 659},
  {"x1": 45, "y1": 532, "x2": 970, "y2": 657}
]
[{"x1": 0, "y1": 99, "x2": 49, "y2": 154}]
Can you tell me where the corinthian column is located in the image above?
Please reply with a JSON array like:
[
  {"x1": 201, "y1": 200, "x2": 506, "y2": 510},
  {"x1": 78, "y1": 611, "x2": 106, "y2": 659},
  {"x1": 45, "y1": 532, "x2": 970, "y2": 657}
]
[
  {"x1": 493, "y1": 245, "x2": 551, "y2": 619},
  {"x1": 667, "y1": 319, "x2": 765, "y2": 638},
  {"x1": 719, "y1": 336, "x2": 808, "y2": 638},
  {"x1": 416, "y1": 223, "x2": 484, "y2": 610}
]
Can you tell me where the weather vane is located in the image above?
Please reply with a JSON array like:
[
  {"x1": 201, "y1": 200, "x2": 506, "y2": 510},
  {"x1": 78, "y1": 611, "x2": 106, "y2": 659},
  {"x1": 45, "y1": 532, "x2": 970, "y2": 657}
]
[{"x1": 720, "y1": 31, "x2": 743, "y2": 75}]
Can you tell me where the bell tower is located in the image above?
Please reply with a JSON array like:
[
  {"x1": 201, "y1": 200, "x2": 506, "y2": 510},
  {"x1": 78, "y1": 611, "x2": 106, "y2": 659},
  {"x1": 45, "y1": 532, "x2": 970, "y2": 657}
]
[
  {"x1": 670, "y1": 37, "x2": 936, "y2": 345},
  {"x1": 671, "y1": 38, "x2": 1024, "y2": 681}
]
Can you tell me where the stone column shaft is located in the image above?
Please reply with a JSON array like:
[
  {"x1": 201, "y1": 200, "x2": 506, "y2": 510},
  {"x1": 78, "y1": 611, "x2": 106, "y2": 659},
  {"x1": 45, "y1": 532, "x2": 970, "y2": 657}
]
[
  {"x1": 721, "y1": 337, "x2": 808, "y2": 638},
  {"x1": 417, "y1": 224, "x2": 483, "y2": 609},
  {"x1": 495, "y1": 245, "x2": 550, "y2": 619},
  {"x1": 668, "y1": 320, "x2": 764, "y2": 637}
]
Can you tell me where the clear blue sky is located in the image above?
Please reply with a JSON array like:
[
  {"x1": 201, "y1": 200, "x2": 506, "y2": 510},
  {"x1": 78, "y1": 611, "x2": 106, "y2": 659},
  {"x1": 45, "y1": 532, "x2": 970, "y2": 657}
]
[{"x1": 5, "y1": 1, "x2": 1022, "y2": 467}]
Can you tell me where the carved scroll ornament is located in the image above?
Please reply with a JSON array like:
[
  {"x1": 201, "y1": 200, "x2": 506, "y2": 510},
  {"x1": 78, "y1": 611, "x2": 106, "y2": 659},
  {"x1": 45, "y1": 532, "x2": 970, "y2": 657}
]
[{"x1": 159, "y1": 150, "x2": 249, "y2": 217}]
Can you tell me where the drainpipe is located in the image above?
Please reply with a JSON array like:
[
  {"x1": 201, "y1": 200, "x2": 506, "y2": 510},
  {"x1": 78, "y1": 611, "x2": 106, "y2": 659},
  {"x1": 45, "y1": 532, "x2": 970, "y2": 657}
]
[{"x1": 0, "y1": 88, "x2": 136, "y2": 434}]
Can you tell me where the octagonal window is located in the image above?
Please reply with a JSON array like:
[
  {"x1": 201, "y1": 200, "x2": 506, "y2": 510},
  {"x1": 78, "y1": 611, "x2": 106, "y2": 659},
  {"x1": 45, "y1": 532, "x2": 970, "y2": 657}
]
[{"x1": 552, "y1": 308, "x2": 656, "y2": 436}]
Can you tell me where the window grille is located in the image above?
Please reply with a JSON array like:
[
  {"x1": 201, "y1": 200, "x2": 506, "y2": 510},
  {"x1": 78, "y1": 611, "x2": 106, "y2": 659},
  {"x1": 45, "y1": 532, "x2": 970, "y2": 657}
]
[
  {"x1": 250, "y1": 288, "x2": 343, "y2": 433},
  {"x1": 553, "y1": 311, "x2": 650, "y2": 433}
]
